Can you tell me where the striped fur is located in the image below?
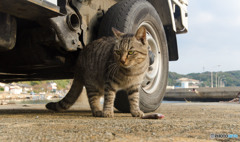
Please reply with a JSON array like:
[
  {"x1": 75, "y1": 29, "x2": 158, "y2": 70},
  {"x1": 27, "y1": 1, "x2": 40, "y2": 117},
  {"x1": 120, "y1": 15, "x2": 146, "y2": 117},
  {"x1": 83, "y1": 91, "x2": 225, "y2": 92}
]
[{"x1": 46, "y1": 27, "x2": 149, "y2": 117}]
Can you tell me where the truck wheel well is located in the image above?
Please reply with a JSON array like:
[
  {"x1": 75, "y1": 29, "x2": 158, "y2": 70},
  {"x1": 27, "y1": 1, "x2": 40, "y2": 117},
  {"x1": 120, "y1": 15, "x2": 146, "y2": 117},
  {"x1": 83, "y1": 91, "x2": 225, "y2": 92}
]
[{"x1": 147, "y1": 0, "x2": 178, "y2": 61}]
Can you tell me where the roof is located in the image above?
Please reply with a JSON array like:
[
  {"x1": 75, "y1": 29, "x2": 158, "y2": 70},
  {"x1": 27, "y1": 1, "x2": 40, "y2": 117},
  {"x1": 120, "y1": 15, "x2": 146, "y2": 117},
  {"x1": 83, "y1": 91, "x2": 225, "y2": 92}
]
[{"x1": 177, "y1": 78, "x2": 200, "y2": 83}]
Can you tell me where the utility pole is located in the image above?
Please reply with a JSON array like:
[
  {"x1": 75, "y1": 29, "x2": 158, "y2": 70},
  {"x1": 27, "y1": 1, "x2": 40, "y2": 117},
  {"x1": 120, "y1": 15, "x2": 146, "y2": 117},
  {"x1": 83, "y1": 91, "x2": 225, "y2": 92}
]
[
  {"x1": 215, "y1": 72, "x2": 218, "y2": 88},
  {"x1": 211, "y1": 72, "x2": 213, "y2": 88},
  {"x1": 218, "y1": 76, "x2": 225, "y2": 87},
  {"x1": 215, "y1": 65, "x2": 221, "y2": 88},
  {"x1": 218, "y1": 77, "x2": 221, "y2": 87}
]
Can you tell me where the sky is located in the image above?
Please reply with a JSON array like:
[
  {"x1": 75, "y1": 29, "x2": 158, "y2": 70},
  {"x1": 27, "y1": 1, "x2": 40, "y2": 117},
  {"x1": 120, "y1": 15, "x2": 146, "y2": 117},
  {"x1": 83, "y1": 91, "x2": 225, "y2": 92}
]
[{"x1": 169, "y1": 0, "x2": 240, "y2": 74}]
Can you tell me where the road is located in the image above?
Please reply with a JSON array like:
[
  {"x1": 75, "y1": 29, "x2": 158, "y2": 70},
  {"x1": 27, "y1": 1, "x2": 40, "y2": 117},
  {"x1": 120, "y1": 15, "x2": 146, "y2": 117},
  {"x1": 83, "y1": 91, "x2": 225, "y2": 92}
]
[{"x1": 0, "y1": 101, "x2": 239, "y2": 142}]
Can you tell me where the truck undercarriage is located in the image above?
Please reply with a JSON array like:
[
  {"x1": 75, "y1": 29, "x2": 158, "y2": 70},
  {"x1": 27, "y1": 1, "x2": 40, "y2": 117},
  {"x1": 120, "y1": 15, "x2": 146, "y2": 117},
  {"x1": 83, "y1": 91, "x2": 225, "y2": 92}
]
[
  {"x1": 0, "y1": 0, "x2": 187, "y2": 82},
  {"x1": 0, "y1": 0, "x2": 188, "y2": 112}
]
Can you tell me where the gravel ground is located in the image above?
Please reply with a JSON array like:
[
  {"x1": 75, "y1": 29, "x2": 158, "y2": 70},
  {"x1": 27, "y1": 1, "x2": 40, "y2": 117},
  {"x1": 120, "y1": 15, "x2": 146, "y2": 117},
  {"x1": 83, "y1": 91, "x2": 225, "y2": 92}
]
[{"x1": 0, "y1": 102, "x2": 239, "y2": 142}]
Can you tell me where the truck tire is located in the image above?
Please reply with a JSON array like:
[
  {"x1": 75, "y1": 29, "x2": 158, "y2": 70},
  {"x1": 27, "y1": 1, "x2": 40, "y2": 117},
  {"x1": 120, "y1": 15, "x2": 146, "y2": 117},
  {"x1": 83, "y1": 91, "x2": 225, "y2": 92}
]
[{"x1": 98, "y1": 0, "x2": 169, "y2": 113}]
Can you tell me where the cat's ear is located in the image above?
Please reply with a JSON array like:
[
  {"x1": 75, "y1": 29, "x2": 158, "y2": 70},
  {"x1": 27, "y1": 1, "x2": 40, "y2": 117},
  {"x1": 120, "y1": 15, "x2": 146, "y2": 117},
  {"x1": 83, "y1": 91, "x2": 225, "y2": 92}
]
[
  {"x1": 112, "y1": 27, "x2": 124, "y2": 38},
  {"x1": 135, "y1": 26, "x2": 147, "y2": 45}
]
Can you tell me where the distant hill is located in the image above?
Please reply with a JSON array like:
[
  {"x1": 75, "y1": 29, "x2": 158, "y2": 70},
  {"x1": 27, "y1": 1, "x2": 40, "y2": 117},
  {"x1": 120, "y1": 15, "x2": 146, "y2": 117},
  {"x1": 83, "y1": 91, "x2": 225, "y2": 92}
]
[
  {"x1": 168, "y1": 70, "x2": 240, "y2": 87},
  {"x1": 18, "y1": 71, "x2": 240, "y2": 91}
]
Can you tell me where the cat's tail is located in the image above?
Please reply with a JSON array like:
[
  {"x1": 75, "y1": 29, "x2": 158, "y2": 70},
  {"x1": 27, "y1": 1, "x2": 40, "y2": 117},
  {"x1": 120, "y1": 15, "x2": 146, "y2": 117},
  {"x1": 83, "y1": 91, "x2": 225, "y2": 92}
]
[{"x1": 46, "y1": 75, "x2": 84, "y2": 111}]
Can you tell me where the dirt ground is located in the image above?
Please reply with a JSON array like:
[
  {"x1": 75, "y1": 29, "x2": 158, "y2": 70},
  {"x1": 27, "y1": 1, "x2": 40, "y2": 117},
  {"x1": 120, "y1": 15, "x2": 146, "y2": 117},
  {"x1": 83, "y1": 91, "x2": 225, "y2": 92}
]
[{"x1": 0, "y1": 101, "x2": 239, "y2": 142}]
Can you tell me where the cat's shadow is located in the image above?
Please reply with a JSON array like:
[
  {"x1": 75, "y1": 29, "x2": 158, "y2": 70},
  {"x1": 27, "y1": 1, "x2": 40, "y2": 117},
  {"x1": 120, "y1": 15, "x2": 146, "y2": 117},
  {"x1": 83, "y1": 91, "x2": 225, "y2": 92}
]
[
  {"x1": 0, "y1": 106, "x2": 131, "y2": 118},
  {"x1": 0, "y1": 108, "x2": 90, "y2": 116}
]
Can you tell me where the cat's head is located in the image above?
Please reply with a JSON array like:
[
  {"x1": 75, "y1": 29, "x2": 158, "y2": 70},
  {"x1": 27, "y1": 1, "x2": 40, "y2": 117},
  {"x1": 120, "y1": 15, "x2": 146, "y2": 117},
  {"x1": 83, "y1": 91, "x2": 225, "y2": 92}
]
[{"x1": 112, "y1": 26, "x2": 149, "y2": 68}]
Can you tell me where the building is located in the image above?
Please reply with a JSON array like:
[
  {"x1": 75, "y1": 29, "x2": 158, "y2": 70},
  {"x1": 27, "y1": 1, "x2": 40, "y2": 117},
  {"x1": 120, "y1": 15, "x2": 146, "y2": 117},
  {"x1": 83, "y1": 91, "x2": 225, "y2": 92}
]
[
  {"x1": 3, "y1": 83, "x2": 33, "y2": 94},
  {"x1": 0, "y1": 82, "x2": 6, "y2": 87},
  {"x1": 177, "y1": 78, "x2": 200, "y2": 88},
  {"x1": 9, "y1": 84, "x2": 22, "y2": 94},
  {"x1": 48, "y1": 82, "x2": 57, "y2": 93},
  {"x1": 18, "y1": 84, "x2": 33, "y2": 93}
]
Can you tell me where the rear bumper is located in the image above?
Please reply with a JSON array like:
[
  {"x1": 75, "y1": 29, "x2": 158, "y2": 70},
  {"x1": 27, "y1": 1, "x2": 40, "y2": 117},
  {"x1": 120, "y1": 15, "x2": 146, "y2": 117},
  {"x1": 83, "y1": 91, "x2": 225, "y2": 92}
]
[{"x1": 0, "y1": 0, "x2": 63, "y2": 20}]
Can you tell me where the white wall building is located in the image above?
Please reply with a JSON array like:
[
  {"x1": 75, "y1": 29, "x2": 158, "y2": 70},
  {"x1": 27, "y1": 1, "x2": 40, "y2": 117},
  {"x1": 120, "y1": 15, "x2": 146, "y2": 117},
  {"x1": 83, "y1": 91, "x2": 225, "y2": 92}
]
[
  {"x1": 0, "y1": 82, "x2": 6, "y2": 87},
  {"x1": 9, "y1": 85, "x2": 23, "y2": 94},
  {"x1": 48, "y1": 82, "x2": 57, "y2": 92},
  {"x1": 177, "y1": 78, "x2": 200, "y2": 88},
  {"x1": 4, "y1": 85, "x2": 9, "y2": 92}
]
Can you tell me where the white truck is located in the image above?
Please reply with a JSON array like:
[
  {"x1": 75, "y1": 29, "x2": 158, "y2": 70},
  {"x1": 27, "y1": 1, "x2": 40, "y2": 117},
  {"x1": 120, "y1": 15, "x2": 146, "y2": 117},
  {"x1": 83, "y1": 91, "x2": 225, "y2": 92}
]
[{"x1": 0, "y1": 0, "x2": 188, "y2": 112}]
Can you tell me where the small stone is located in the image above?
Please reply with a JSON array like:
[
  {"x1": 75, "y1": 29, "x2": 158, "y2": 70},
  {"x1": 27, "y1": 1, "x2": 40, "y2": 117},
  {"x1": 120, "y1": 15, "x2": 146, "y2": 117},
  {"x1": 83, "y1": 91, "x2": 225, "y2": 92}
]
[{"x1": 105, "y1": 132, "x2": 112, "y2": 136}]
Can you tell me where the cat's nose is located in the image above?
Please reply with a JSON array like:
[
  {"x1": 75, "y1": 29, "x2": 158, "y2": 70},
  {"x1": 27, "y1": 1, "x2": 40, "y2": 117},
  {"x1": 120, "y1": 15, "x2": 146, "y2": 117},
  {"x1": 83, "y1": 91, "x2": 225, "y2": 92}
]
[
  {"x1": 120, "y1": 60, "x2": 126, "y2": 65},
  {"x1": 120, "y1": 57, "x2": 126, "y2": 65}
]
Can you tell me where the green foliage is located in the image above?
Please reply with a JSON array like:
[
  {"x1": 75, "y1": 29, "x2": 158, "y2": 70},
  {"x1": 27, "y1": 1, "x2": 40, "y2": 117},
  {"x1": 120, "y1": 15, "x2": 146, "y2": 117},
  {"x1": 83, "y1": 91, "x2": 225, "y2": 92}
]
[
  {"x1": 168, "y1": 72, "x2": 184, "y2": 86},
  {"x1": 30, "y1": 81, "x2": 41, "y2": 86},
  {"x1": 168, "y1": 70, "x2": 240, "y2": 87},
  {"x1": 0, "y1": 87, "x2": 4, "y2": 91},
  {"x1": 20, "y1": 80, "x2": 72, "y2": 91},
  {"x1": 53, "y1": 80, "x2": 72, "y2": 89}
]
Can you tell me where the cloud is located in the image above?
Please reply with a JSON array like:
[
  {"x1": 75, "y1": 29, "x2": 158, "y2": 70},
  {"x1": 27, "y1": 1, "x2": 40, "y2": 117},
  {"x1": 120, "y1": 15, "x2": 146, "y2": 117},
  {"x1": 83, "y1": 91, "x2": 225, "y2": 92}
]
[
  {"x1": 170, "y1": 0, "x2": 240, "y2": 74},
  {"x1": 191, "y1": 12, "x2": 214, "y2": 25}
]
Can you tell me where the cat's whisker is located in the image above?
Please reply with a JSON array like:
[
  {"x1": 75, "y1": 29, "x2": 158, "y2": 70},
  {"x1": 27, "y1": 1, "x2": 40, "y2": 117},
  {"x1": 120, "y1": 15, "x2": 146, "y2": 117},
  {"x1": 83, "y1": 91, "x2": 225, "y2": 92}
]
[
  {"x1": 111, "y1": 65, "x2": 119, "y2": 80},
  {"x1": 114, "y1": 65, "x2": 120, "y2": 79},
  {"x1": 112, "y1": 65, "x2": 119, "y2": 79},
  {"x1": 105, "y1": 63, "x2": 117, "y2": 72},
  {"x1": 105, "y1": 63, "x2": 116, "y2": 79},
  {"x1": 107, "y1": 64, "x2": 117, "y2": 80}
]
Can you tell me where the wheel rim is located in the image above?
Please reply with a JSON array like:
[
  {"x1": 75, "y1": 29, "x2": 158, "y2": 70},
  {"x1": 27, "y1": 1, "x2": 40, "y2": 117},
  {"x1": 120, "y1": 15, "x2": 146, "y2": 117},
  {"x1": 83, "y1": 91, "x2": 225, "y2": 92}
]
[{"x1": 139, "y1": 21, "x2": 162, "y2": 94}]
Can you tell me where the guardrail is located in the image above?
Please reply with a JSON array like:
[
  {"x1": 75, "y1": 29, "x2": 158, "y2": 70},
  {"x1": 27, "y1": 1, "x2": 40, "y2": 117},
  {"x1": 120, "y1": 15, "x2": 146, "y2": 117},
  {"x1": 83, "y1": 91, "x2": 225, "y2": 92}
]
[{"x1": 164, "y1": 87, "x2": 240, "y2": 102}]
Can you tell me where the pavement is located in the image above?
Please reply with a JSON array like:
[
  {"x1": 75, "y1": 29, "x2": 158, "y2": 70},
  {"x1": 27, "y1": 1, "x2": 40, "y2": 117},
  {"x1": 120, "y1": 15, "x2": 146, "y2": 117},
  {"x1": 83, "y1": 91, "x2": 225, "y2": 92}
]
[{"x1": 0, "y1": 101, "x2": 240, "y2": 142}]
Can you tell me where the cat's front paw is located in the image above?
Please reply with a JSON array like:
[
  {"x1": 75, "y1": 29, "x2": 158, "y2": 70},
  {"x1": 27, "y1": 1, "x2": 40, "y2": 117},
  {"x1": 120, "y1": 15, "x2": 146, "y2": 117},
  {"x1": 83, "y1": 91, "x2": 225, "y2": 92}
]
[
  {"x1": 131, "y1": 110, "x2": 144, "y2": 117},
  {"x1": 93, "y1": 110, "x2": 103, "y2": 117},
  {"x1": 103, "y1": 110, "x2": 114, "y2": 118}
]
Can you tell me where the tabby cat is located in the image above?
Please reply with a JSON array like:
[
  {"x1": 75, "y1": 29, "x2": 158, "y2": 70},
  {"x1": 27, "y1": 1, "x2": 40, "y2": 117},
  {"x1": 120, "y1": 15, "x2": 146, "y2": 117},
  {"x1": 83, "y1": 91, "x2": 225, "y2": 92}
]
[{"x1": 46, "y1": 26, "x2": 149, "y2": 117}]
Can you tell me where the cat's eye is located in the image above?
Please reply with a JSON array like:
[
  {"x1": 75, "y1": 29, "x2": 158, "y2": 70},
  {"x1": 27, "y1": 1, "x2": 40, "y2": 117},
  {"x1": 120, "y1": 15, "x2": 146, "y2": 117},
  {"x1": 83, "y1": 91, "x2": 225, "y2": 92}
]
[
  {"x1": 115, "y1": 50, "x2": 121, "y2": 55},
  {"x1": 128, "y1": 51, "x2": 134, "y2": 55}
]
